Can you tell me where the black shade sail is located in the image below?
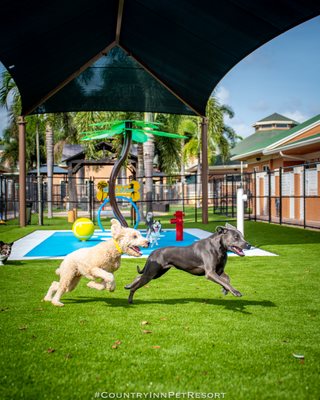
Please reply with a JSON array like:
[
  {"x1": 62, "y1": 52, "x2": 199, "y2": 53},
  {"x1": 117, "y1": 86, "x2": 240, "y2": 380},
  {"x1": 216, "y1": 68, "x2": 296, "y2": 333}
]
[{"x1": 0, "y1": 0, "x2": 319, "y2": 116}]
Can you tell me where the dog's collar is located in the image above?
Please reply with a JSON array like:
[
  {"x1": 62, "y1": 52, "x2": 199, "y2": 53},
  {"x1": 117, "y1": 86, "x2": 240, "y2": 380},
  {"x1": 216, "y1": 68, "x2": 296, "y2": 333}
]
[{"x1": 113, "y1": 239, "x2": 123, "y2": 255}]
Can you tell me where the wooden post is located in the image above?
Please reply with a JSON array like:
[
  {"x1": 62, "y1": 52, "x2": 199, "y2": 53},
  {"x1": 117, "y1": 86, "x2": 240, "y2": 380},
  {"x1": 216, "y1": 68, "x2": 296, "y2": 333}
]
[
  {"x1": 18, "y1": 116, "x2": 27, "y2": 227},
  {"x1": 201, "y1": 117, "x2": 208, "y2": 224}
]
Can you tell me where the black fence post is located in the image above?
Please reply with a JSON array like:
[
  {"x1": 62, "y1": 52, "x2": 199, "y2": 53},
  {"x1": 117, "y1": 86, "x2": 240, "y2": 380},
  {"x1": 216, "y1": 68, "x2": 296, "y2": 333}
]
[
  {"x1": 39, "y1": 175, "x2": 44, "y2": 225},
  {"x1": 89, "y1": 179, "x2": 94, "y2": 222},
  {"x1": 247, "y1": 173, "x2": 252, "y2": 221},
  {"x1": 303, "y1": 165, "x2": 306, "y2": 229},
  {"x1": 0, "y1": 176, "x2": 3, "y2": 220},
  {"x1": 231, "y1": 175, "x2": 235, "y2": 218},
  {"x1": 254, "y1": 170, "x2": 257, "y2": 222},
  {"x1": 182, "y1": 179, "x2": 185, "y2": 213},
  {"x1": 212, "y1": 179, "x2": 215, "y2": 215},
  {"x1": 268, "y1": 169, "x2": 271, "y2": 223},
  {"x1": 279, "y1": 167, "x2": 282, "y2": 225},
  {"x1": 4, "y1": 177, "x2": 8, "y2": 221},
  {"x1": 225, "y1": 175, "x2": 229, "y2": 216}
]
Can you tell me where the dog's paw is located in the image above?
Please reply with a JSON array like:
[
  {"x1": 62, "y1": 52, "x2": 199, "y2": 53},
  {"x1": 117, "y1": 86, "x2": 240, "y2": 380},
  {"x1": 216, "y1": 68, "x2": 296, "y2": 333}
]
[
  {"x1": 231, "y1": 289, "x2": 242, "y2": 297},
  {"x1": 221, "y1": 288, "x2": 229, "y2": 296},
  {"x1": 43, "y1": 296, "x2": 52, "y2": 302},
  {"x1": 52, "y1": 301, "x2": 64, "y2": 307},
  {"x1": 106, "y1": 280, "x2": 116, "y2": 292}
]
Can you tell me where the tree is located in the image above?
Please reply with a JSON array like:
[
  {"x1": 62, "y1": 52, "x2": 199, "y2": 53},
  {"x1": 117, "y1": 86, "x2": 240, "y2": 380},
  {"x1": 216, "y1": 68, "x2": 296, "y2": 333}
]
[
  {"x1": 206, "y1": 96, "x2": 240, "y2": 163},
  {"x1": 183, "y1": 97, "x2": 240, "y2": 167},
  {"x1": 0, "y1": 69, "x2": 82, "y2": 217},
  {"x1": 154, "y1": 113, "x2": 183, "y2": 175}
]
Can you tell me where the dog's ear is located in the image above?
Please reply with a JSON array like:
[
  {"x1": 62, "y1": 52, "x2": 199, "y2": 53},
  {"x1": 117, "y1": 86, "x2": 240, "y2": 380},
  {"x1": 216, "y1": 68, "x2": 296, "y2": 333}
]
[
  {"x1": 225, "y1": 222, "x2": 236, "y2": 230},
  {"x1": 216, "y1": 226, "x2": 227, "y2": 234},
  {"x1": 111, "y1": 219, "x2": 122, "y2": 238},
  {"x1": 9, "y1": 242, "x2": 14, "y2": 247}
]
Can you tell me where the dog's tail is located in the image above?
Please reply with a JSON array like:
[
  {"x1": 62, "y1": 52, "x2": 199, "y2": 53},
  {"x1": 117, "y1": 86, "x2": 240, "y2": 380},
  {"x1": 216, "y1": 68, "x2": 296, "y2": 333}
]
[
  {"x1": 124, "y1": 265, "x2": 145, "y2": 290},
  {"x1": 137, "y1": 265, "x2": 144, "y2": 274},
  {"x1": 55, "y1": 259, "x2": 66, "y2": 275}
]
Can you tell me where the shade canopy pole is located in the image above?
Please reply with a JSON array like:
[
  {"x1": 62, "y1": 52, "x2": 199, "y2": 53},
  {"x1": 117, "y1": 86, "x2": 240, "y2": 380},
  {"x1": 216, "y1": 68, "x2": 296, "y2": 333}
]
[
  {"x1": 18, "y1": 116, "x2": 27, "y2": 227},
  {"x1": 108, "y1": 121, "x2": 132, "y2": 227},
  {"x1": 201, "y1": 117, "x2": 208, "y2": 224}
]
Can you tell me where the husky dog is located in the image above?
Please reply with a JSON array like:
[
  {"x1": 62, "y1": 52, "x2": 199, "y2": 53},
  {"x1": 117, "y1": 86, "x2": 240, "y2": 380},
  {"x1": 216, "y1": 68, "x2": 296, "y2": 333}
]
[
  {"x1": 149, "y1": 220, "x2": 162, "y2": 247},
  {"x1": 145, "y1": 211, "x2": 154, "y2": 240},
  {"x1": 0, "y1": 241, "x2": 13, "y2": 265}
]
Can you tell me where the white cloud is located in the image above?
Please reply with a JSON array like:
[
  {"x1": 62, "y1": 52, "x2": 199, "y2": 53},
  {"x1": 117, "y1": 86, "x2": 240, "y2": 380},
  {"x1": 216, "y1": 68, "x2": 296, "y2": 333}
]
[
  {"x1": 226, "y1": 118, "x2": 252, "y2": 139},
  {"x1": 231, "y1": 123, "x2": 252, "y2": 138},
  {"x1": 215, "y1": 85, "x2": 230, "y2": 105},
  {"x1": 283, "y1": 110, "x2": 309, "y2": 123}
]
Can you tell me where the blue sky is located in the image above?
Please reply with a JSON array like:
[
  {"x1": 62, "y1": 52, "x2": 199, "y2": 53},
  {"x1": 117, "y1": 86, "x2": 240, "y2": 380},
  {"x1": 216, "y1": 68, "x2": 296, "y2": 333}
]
[
  {"x1": 215, "y1": 15, "x2": 320, "y2": 138},
  {"x1": 0, "y1": 16, "x2": 319, "y2": 138}
]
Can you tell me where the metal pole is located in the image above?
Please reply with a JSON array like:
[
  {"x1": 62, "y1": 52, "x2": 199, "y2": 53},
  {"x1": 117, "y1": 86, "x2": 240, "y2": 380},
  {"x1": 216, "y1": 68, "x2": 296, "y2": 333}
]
[
  {"x1": 231, "y1": 175, "x2": 235, "y2": 218},
  {"x1": 201, "y1": 117, "x2": 208, "y2": 224},
  {"x1": 240, "y1": 161, "x2": 243, "y2": 187},
  {"x1": 237, "y1": 187, "x2": 246, "y2": 235},
  {"x1": 18, "y1": 116, "x2": 27, "y2": 227},
  {"x1": 254, "y1": 171, "x2": 257, "y2": 222},
  {"x1": 279, "y1": 167, "x2": 282, "y2": 225},
  {"x1": 226, "y1": 175, "x2": 229, "y2": 217},
  {"x1": 303, "y1": 165, "x2": 306, "y2": 229},
  {"x1": 36, "y1": 123, "x2": 43, "y2": 225},
  {"x1": 182, "y1": 179, "x2": 185, "y2": 213},
  {"x1": 268, "y1": 169, "x2": 271, "y2": 223}
]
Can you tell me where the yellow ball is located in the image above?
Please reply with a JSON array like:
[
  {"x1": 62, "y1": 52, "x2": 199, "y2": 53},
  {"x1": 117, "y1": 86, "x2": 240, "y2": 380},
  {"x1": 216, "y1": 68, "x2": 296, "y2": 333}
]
[{"x1": 72, "y1": 218, "x2": 95, "y2": 241}]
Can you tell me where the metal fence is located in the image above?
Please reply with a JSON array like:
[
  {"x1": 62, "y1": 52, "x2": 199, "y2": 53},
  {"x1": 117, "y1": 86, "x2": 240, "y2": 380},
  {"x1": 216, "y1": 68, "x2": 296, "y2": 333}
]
[
  {"x1": 0, "y1": 174, "x2": 212, "y2": 224},
  {"x1": 211, "y1": 162, "x2": 320, "y2": 230},
  {"x1": 1, "y1": 162, "x2": 319, "y2": 229}
]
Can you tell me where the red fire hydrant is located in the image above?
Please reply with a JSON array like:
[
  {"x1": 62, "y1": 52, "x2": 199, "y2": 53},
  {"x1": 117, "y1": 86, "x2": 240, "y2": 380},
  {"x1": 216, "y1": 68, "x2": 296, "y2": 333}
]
[{"x1": 170, "y1": 210, "x2": 185, "y2": 241}]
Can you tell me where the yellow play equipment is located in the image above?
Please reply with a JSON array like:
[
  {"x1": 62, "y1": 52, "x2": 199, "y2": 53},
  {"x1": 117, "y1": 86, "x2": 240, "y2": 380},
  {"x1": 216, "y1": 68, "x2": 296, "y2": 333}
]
[
  {"x1": 72, "y1": 218, "x2": 95, "y2": 241},
  {"x1": 96, "y1": 180, "x2": 140, "y2": 202}
]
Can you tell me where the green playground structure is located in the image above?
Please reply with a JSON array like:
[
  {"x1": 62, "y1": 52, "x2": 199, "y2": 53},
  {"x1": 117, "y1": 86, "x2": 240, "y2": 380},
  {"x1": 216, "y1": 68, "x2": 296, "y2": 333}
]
[{"x1": 81, "y1": 119, "x2": 187, "y2": 227}]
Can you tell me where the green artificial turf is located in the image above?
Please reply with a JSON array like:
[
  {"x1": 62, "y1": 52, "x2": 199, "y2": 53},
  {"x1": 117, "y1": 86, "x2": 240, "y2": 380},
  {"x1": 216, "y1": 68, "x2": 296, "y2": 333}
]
[{"x1": 0, "y1": 221, "x2": 320, "y2": 399}]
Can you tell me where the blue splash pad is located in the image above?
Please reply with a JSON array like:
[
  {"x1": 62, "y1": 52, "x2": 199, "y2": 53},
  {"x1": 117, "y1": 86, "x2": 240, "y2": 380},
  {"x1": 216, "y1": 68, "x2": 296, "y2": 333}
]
[{"x1": 25, "y1": 230, "x2": 200, "y2": 258}]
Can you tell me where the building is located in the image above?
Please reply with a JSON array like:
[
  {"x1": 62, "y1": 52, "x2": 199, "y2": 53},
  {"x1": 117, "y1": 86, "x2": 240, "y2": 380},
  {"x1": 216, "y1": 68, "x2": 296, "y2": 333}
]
[
  {"x1": 231, "y1": 113, "x2": 320, "y2": 171},
  {"x1": 230, "y1": 113, "x2": 320, "y2": 228}
]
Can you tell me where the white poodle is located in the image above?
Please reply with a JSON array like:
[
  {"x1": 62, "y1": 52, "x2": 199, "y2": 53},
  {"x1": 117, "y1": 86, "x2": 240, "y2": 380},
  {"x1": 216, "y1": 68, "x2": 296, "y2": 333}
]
[{"x1": 44, "y1": 219, "x2": 149, "y2": 306}]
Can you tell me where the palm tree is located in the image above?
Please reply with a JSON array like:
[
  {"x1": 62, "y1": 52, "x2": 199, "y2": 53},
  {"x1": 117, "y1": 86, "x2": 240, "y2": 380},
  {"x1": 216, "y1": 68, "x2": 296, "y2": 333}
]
[
  {"x1": 154, "y1": 113, "x2": 183, "y2": 175},
  {"x1": 183, "y1": 97, "x2": 240, "y2": 167},
  {"x1": 206, "y1": 96, "x2": 240, "y2": 163},
  {"x1": 0, "y1": 69, "x2": 83, "y2": 217}
]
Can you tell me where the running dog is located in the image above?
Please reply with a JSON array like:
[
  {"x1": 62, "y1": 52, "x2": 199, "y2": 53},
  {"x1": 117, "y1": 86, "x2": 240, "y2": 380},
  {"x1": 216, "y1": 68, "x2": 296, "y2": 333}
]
[
  {"x1": 44, "y1": 219, "x2": 149, "y2": 307},
  {"x1": 125, "y1": 223, "x2": 251, "y2": 303}
]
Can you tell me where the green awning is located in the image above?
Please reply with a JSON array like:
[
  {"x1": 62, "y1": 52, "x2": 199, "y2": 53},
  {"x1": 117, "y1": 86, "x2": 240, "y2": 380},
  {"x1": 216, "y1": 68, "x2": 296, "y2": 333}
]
[{"x1": 0, "y1": 0, "x2": 319, "y2": 116}]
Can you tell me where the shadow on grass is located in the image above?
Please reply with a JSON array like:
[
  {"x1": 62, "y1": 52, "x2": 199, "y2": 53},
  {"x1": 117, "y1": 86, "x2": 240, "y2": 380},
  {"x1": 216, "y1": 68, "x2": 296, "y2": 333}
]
[{"x1": 66, "y1": 296, "x2": 276, "y2": 315}]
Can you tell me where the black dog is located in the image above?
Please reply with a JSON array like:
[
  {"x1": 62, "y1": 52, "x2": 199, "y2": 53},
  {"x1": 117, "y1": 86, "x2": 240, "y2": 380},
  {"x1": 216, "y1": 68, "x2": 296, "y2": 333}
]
[{"x1": 125, "y1": 223, "x2": 251, "y2": 303}]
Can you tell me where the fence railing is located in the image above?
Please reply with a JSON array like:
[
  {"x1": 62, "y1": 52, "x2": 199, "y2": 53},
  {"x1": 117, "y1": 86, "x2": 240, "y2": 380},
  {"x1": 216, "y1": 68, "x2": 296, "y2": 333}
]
[
  {"x1": 0, "y1": 162, "x2": 319, "y2": 229},
  {"x1": 211, "y1": 162, "x2": 320, "y2": 230}
]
